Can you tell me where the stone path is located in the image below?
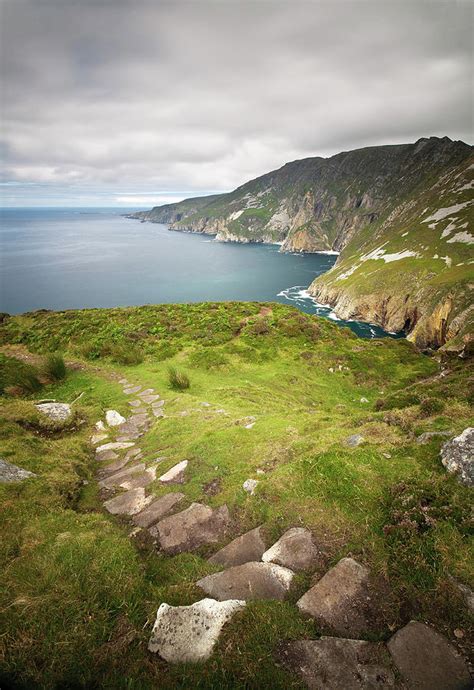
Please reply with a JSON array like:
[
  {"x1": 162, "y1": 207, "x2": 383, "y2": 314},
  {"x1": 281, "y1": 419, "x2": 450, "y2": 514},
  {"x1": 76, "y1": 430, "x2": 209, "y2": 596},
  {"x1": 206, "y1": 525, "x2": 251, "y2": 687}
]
[{"x1": 91, "y1": 377, "x2": 472, "y2": 684}]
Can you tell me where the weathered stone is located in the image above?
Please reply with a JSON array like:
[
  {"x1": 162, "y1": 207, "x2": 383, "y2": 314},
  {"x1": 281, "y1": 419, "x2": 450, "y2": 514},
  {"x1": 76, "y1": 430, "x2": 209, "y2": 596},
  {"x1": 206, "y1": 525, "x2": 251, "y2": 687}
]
[
  {"x1": 35, "y1": 402, "x2": 71, "y2": 421},
  {"x1": 105, "y1": 410, "x2": 126, "y2": 427},
  {"x1": 152, "y1": 400, "x2": 165, "y2": 408},
  {"x1": 133, "y1": 492, "x2": 185, "y2": 528},
  {"x1": 416, "y1": 430, "x2": 453, "y2": 444},
  {"x1": 197, "y1": 561, "x2": 294, "y2": 601},
  {"x1": 128, "y1": 399, "x2": 142, "y2": 408},
  {"x1": 153, "y1": 502, "x2": 230, "y2": 554},
  {"x1": 95, "y1": 420, "x2": 106, "y2": 431},
  {"x1": 152, "y1": 408, "x2": 165, "y2": 418},
  {"x1": 209, "y1": 526, "x2": 266, "y2": 568},
  {"x1": 242, "y1": 478, "x2": 258, "y2": 495},
  {"x1": 97, "y1": 455, "x2": 131, "y2": 477},
  {"x1": 91, "y1": 432, "x2": 109, "y2": 445},
  {"x1": 440, "y1": 428, "x2": 474, "y2": 486},
  {"x1": 99, "y1": 463, "x2": 146, "y2": 489},
  {"x1": 279, "y1": 637, "x2": 396, "y2": 689},
  {"x1": 0, "y1": 458, "x2": 36, "y2": 483},
  {"x1": 346, "y1": 434, "x2": 364, "y2": 447},
  {"x1": 104, "y1": 487, "x2": 152, "y2": 515},
  {"x1": 159, "y1": 460, "x2": 188, "y2": 484},
  {"x1": 119, "y1": 466, "x2": 157, "y2": 490},
  {"x1": 95, "y1": 449, "x2": 119, "y2": 463},
  {"x1": 148, "y1": 598, "x2": 245, "y2": 663},
  {"x1": 388, "y1": 621, "x2": 471, "y2": 690},
  {"x1": 297, "y1": 557, "x2": 373, "y2": 636},
  {"x1": 96, "y1": 441, "x2": 135, "y2": 454},
  {"x1": 262, "y1": 527, "x2": 321, "y2": 571},
  {"x1": 139, "y1": 388, "x2": 155, "y2": 396},
  {"x1": 449, "y1": 577, "x2": 474, "y2": 615},
  {"x1": 140, "y1": 394, "x2": 160, "y2": 404},
  {"x1": 123, "y1": 385, "x2": 142, "y2": 395}
]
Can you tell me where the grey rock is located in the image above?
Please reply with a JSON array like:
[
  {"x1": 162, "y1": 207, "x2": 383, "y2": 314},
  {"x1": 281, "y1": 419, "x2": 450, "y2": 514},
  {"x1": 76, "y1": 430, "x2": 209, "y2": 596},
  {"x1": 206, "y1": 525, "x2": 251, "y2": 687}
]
[
  {"x1": 99, "y1": 463, "x2": 146, "y2": 489},
  {"x1": 440, "y1": 428, "x2": 474, "y2": 486},
  {"x1": 128, "y1": 399, "x2": 142, "y2": 408},
  {"x1": 105, "y1": 410, "x2": 126, "y2": 427},
  {"x1": 134, "y1": 493, "x2": 185, "y2": 528},
  {"x1": 388, "y1": 621, "x2": 471, "y2": 690},
  {"x1": 153, "y1": 502, "x2": 230, "y2": 555},
  {"x1": 97, "y1": 455, "x2": 131, "y2": 478},
  {"x1": 96, "y1": 441, "x2": 135, "y2": 454},
  {"x1": 0, "y1": 458, "x2": 36, "y2": 483},
  {"x1": 262, "y1": 527, "x2": 321, "y2": 571},
  {"x1": 91, "y1": 431, "x2": 109, "y2": 445},
  {"x1": 152, "y1": 400, "x2": 165, "y2": 408},
  {"x1": 123, "y1": 385, "x2": 142, "y2": 395},
  {"x1": 35, "y1": 402, "x2": 71, "y2": 422},
  {"x1": 297, "y1": 557, "x2": 373, "y2": 636},
  {"x1": 279, "y1": 637, "x2": 396, "y2": 689},
  {"x1": 140, "y1": 394, "x2": 160, "y2": 404},
  {"x1": 95, "y1": 449, "x2": 119, "y2": 463},
  {"x1": 148, "y1": 598, "x2": 245, "y2": 663},
  {"x1": 197, "y1": 561, "x2": 294, "y2": 601},
  {"x1": 208, "y1": 526, "x2": 266, "y2": 567},
  {"x1": 104, "y1": 487, "x2": 153, "y2": 516},
  {"x1": 346, "y1": 434, "x2": 364, "y2": 447},
  {"x1": 152, "y1": 408, "x2": 165, "y2": 418},
  {"x1": 119, "y1": 466, "x2": 157, "y2": 490},
  {"x1": 416, "y1": 430, "x2": 453, "y2": 444},
  {"x1": 242, "y1": 478, "x2": 259, "y2": 495},
  {"x1": 449, "y1": 577, "x2": 474, "y2": 615},
  {"x1": 159, "y1": 460, "x2": 188, "y2": 484}
]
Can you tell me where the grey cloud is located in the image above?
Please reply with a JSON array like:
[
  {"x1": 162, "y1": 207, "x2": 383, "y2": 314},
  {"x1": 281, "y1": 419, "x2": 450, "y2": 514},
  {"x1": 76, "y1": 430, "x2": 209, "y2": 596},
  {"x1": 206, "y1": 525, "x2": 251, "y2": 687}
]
[{"x1": 1, "y1": 0, "x2": 472, "y2": 205}]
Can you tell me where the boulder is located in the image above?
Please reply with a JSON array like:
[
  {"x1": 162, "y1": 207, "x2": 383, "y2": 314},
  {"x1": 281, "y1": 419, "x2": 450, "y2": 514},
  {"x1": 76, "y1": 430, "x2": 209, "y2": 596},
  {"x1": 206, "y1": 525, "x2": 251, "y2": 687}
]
[
  {"x1": 148, "y1": 598, "x2": 245, "y2": 663},
  {"x1": 133, "y1": 493, "x2": 185, "y2": 528},
  {"x1": 388, "y1": 621, "x2": 471, "y2": 690},
  {"x1": 153, "y1": 502, "x2": 230, "y2": 554},
  {"x1": 440, "y1": 428, "x2": 473, "y2": 486},
  {"x1": 208, "y1": 526, "x2": 266, "y2": 567},
  {"x1": 103, "y1": 487, "x2": 152, "y2": 516},
  {"x1": 35, "y1": 402, "x2": 71, "y2": 422},
  {"x1": 279, "y1": 637, "x2": 395, "y2": 689},
  {"x1": 0, "y1": 458, "x2": 36, "y2": 483},
  {"x1": 296, "y1": 557, "x2": 374, "y2": 636},
  {"x1": 262, "y1": 527, "x2": 321, "y2": 571},
  {"x1": 197, "y1": 561, "x2": 294, "y2": 601},
  {"x1": 159, "y1": 460, "x2": 188, "y2": 484},
  {"x1": 105, "y1": 410, "x2": 126, "y2": 427}
]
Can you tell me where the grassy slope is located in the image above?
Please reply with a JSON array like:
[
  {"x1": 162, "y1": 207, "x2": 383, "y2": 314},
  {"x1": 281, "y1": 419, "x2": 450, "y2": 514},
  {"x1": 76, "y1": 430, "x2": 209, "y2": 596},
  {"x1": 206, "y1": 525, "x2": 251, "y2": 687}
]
[{"x1": 0, "y1": 303, "x2": 473, "y2": 689}]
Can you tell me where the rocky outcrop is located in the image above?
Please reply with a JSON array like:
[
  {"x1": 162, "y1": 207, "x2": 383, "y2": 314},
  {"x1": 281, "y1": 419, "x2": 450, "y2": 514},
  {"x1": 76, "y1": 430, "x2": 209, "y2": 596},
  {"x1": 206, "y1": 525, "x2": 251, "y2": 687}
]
[{"x1": 440, "y1": 428, "x2": 474, "y2": 486}]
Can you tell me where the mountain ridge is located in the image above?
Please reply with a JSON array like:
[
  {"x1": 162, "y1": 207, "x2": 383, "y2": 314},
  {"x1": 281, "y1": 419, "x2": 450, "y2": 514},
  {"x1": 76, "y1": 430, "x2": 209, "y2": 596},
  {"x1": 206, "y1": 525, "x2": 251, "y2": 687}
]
[{"x1": 129, "y1": 136, "x2": 473, "y2": 350}]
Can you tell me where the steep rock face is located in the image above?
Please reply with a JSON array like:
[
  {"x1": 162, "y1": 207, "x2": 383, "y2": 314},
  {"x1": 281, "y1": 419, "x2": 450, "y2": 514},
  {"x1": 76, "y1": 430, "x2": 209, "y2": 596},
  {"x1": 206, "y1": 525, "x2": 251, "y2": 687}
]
[{"x1": 130, "y1": 137, "x2": 473, "y2": 349}]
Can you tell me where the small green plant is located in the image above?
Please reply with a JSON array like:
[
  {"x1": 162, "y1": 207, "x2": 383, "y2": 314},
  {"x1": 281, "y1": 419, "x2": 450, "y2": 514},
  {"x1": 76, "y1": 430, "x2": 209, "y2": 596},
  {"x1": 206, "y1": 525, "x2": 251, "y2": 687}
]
[
  {"x1": 168, "y1": 366, "x2": 190, "y2": 390},
  {"x1": 43, "y1": 353, "x2": 67, "y2": 382}
]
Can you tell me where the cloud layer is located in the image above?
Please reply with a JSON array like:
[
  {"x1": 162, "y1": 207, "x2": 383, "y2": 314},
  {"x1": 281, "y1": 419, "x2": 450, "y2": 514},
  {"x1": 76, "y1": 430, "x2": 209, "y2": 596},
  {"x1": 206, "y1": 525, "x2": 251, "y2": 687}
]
[{"x1": 1, "y1": 0, "x2": 472, "y2": 206}]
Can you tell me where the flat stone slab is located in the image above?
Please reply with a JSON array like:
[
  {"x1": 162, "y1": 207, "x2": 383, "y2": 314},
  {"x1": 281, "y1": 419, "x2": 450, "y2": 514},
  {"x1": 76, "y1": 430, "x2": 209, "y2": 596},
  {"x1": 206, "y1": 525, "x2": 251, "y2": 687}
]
[
  {"x1": 140, "y1": 394, "x2": 160, "y2": 404},
  {"x1": 91, "y1": 432, "x2": 109, "y2": 445},
  {"x1": 152, "y1": 400, "x2": 165, "y2": 408},
  {"x1": 297, "y1": 557, "x2": 373, "y2": 636},
  {"x1": 197, "y1": 561, "x2": 294, "y2": 601},
  {"x1": 35, "y1": 402, "x2": 71, "y2": 422},
  {"x1": 134, "y1": 492, "x2": 185, "y2": 528},
  {"x1": 262, "y1": 527, "x2": 321, "y2": 571},
  {"x1": 105, "y1": 410, "x2": 126, "y2": 427},
  {"x1": 208, "y1": 526, "x2": 266, "y2": 568},
  {"x1": 148, "y1": 598, "x2": 245, "y2": 663},
  {"x1": 104, "y1": 487, "x2": 153, "y2": 516},
  {"x1": 128, "y1": 399, "x2": 142, "y2": 408},
  {"x1": 96, "y1": 441, "x2": 135, "y2": 454},
  {"x1": 123, "y1": 385, "x2": 142, "y2": 394},
  {"x1": 97, "y1": 455, "x2": 131, "y2": 478},
  {"x1": 279, "y1": 637, "x2": 395, "y2": 689},
  {"x1": 152, "y1": 408, "x2": 165, "y2": 418},
  {"x1": 388, "y1": 621, "x2": 471, "y2": 690},
  {"x1": 153, "y1": 502, "x2": 230, "y2": 555},
  {"x1": 99, "y1": 463, "x2": 146, "y2": 489},
  {"x1": 441, "y1": 427, "x2": 474, "y2": 486},
  {"x1": 0, "y1": 458, "x2": 36, "y2": 483},
  {"x1": 159, "y1": 460, "x2": 188, "y2": 484},
  {"x1": 119, "y1": 466, "x2": 157, "y2": 490},
  {"x1": 96, "y1": 449, "x2": 119, "y2": 463}
]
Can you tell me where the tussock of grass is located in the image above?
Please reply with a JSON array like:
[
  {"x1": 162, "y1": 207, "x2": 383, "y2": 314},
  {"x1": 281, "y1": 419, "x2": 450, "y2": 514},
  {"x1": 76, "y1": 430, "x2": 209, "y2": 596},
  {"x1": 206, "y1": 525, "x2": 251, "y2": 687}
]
[
  {"x1": 168, "y1": 365, "x2": 190, "y2": 390},
  {"x1": 43, "y1": 352, "x2": 67, "y2": 381}
]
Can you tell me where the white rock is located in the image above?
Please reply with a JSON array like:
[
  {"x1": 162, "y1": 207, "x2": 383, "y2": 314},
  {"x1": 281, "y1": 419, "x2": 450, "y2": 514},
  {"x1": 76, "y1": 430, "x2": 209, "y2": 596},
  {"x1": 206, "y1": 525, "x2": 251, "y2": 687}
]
[
  {"x1": 243, "y1": 479, "x2": 259, "y2": 495},
  {"x1": 148, "y1": 598, "x2": 246, "y2": 662},
  {"x1": 35, "y1": 402, "x2": 71, "y2": 422},
  {"x1": 105, "y1": 410, "x2": 126, "y2": 427},
  {"x1": 95, "y1": 441, "x2": 135, "y2": 454},
  {"x1": 360, "y1": 397, "x2": 369, "y2": 403},
  {"x1": 95, "y1": 420, "x2": 106, "y2": 431},
  {"x1": 91, "y1": 432, "x2": 109, "y2": 445},
  {"x1": 159, "y1": 460, "x2": 188, "y2": 484}
]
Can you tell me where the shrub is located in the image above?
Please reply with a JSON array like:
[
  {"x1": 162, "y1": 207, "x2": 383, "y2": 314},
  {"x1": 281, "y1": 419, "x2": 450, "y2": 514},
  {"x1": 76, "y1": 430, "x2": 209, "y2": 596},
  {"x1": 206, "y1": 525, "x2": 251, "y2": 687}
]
[
  {"x1": 43, "y1": 353, "x2": 67, "y2": 381},
  {"x1": 109, "y1": 343, "x2": 144, "y2": 366},
  {"x1": 168, "y1": 366, "x2": 190, "y2": 390},
  {"x1": 419, "y1": 397, "x2": 445, "y2": 417}
]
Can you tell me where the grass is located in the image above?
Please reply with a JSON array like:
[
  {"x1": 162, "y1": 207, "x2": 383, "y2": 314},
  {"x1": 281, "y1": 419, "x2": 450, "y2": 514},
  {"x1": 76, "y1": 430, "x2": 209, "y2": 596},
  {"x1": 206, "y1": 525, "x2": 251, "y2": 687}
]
[
  {"x1": 168, "y1": 366, "x2": 191, "y2": 390},
  {"x1": 0, "y1": 302, "x2": 472, "y2": 688},
  {"x1": 43, "y1": 352, "x2": 67, "y2": 381}
]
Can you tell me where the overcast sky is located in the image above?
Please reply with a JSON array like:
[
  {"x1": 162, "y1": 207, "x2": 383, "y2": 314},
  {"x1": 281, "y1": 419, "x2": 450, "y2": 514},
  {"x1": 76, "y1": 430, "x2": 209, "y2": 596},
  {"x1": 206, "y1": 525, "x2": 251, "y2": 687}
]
[{"x1": 1, "y1": 0, "x2": 472, "y2": 207}]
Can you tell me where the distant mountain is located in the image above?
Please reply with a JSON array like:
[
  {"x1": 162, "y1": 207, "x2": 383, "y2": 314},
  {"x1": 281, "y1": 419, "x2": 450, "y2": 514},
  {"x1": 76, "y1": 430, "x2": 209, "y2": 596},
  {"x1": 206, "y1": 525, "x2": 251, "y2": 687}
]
[{"x1": 129, "y1": 137, "x2": 473, "y2": 350}]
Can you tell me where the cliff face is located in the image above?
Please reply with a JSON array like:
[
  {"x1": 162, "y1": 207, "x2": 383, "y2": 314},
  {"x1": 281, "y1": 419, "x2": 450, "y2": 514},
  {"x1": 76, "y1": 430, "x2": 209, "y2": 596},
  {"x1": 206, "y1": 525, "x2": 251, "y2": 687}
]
[{"x1": 130, "y1": 137, "x2": 473, "y2": 349}]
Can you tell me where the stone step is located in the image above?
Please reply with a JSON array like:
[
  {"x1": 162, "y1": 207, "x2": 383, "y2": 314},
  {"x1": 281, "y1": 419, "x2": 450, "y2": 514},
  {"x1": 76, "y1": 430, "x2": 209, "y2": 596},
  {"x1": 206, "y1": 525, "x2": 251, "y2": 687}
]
[
  {"x1": 140, "y1": 394, "x2": 160, "y2": 404},
  {"x1": 133, "y1": 492, "x2": 185, "y2": 528},
  {"x1": 159, "y1": 460, "x2": 188, "y2": 484},
  {"x1": 262, "y1": 527, "x2": 322, "y2": 571},
  {"x1": 197, "y1": 561, "x2": 294, "y2": 601},
  {"x1": 99, "y1": 463, "x2": 146, "y2": 489},
  {"x1": 208, "y1": 526, "x2": 266, "y2": 568},
  {"x1": 96, "y1": 441, "x2": 135, "y2": 454},
  {"x1": 123, "y1": 385, "x2": 142, "y2": 395},
  {"x1": 148, "y1": 598, "x2": 246, "y2": 663},
  {"x1": 104, "y1": 487, "x2": 153, "y2": 516},
  {"x1": 152, "y1": 502, "x2": 230, "y2": 555}
]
